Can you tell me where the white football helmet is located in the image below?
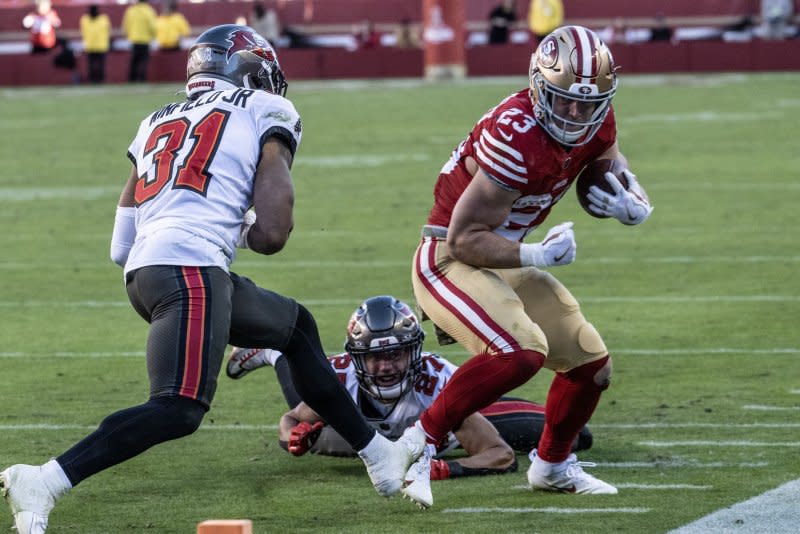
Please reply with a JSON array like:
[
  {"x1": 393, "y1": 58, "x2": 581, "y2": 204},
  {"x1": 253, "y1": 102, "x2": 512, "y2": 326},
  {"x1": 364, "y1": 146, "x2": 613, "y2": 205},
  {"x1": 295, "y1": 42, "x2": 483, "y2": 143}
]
[
  {"x1": 529, "y1": 25, "x2": 617, "y2": 147},
  {"x1": 345, "y1": 296, "x2": 424, "y2": 403}
]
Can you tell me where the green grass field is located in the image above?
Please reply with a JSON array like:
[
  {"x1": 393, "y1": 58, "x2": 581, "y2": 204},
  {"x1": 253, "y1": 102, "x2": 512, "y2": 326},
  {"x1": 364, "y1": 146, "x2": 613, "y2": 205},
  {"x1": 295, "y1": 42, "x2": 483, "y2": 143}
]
[{"x1": 1, "y1": 73, "x2": 799, "y2": 534}]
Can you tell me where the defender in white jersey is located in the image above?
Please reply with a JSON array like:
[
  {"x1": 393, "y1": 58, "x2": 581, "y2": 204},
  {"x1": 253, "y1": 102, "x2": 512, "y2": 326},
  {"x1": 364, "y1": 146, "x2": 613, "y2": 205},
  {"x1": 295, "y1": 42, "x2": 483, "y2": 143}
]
[
  {"x1": 0, "y1": 26, "x2": 424, "y2": 534},
  {"x1": 227, "y1": 296, "x2": 593, "y2": 481}
]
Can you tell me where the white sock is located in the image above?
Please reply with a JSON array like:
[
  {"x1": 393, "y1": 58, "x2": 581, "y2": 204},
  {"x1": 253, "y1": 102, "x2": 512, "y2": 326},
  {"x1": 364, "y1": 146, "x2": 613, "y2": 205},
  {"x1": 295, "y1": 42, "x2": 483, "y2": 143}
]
[
  {"x1": 356, "y1": 432, "x2": 385, "y2": 463},
  {"x1": 40, "y1": 459, "x2": 72, "y2": 497},
  {"x1": 264, "y1": 349, "x2": 283, "y2": 367},
  {"x1": 530, "y1": 450, "x2": 568, "y2": 477}
]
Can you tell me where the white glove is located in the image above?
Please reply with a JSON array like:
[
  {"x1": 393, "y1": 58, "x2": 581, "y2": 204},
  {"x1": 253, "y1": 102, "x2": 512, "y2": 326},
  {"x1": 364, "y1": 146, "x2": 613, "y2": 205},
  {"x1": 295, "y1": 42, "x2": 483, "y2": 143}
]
[
  {"x1": 587, "y1": 169, "x2": 653, "y2": 225},
  {"x1": 519, "y1": 221, "x2": 576, "y2": 267},
  {"x1": 236, "y1": 208, "x2": 257, "y2": 249}
]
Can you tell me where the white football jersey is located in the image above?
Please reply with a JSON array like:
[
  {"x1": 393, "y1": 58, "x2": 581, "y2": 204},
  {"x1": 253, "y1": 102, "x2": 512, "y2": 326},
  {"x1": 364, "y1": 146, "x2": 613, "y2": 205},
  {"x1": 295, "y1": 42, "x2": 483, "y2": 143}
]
[
  {"x1": 328, "y1": 351, "x2": 462, "y2": 453},
  {"x1": 124, "y1": 88, "x2": 302, "y2": 275}
]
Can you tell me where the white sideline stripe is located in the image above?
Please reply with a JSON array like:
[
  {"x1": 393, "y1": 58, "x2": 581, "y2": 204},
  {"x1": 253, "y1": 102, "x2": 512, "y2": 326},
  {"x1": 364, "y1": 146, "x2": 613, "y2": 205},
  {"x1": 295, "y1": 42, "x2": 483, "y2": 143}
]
[
  {"x1": 595, "y1": 422, "x2": 800, "y2": 429},
  {"x1": 742, "y1": 405, "x2": 800, "y2": 411},
  {"x1": 627, "y1": 111, "x2": 783, "y2": 124},
  {"x1": 646, "y1": 182, "x2": 800, "y2": 191},
  {"x1": 0, "y1": 351, "x2": 144, "y2": 358},
  {"x1": 1, "y1": 296, "x2": 797, "y2": 308},
  {"x1": 0, "y1": 424, "x2": 278, "y2": 431},
  {"x1": 2, "y1": 183, "x2": 798, "y2": 204},
  {"x1": 2, "y1": 256, "x2": 800, "y2": 270},
  {"x1": 599, "y1": 461, "x2": 768, "y2": 468},
  {"x1": 582, "y1": 296, "x2": 800, "y2": 303},
  {"x1": 512, "y1": 483, "x2": 711, "y2": 491},
  {"x1": 668, "y1": 478, "x2": 800, "y2": 534},
  {"x1": 790, "y1": 389, "x2": 800, "y2": 394},
  {"x1": 443, "y1": 507, "x2": 650, "y2": 514},
  {"x1": 616, "y1": 484, "x2": 712, "y2": 490},
  {"x1": 296, "y1": 154, "x2": 430, "y2": 168},
  {"x1": 0, "y1": 186, "x2": 119, "y2": 201},
  {"x1": 639, "y1": 440, "x2": 800, "y2": 447},
  {"x1": 0, "y1": 73, "x2": 778, "y2": 99},
  {"x1": 614, "y1": 348, "x2": 799, "y2": 355}
]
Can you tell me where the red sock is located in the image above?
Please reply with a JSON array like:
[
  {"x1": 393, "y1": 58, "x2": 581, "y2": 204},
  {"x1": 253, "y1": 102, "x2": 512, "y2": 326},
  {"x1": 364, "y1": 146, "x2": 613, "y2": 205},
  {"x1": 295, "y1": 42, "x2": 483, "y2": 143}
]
[
  {"x1": 420, "y1": 349, "x2": 544, "y2": 445},
  {"x1": 538, "y1": 356, "x2": 610, "y2": 463}
]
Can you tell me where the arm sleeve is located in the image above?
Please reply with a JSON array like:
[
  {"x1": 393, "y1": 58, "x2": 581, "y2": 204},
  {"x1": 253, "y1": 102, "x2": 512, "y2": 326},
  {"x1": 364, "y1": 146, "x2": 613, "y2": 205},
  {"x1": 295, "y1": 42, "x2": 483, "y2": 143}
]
[{"x1": 110, "y1": 206, "x2": 137, "y2": 267}]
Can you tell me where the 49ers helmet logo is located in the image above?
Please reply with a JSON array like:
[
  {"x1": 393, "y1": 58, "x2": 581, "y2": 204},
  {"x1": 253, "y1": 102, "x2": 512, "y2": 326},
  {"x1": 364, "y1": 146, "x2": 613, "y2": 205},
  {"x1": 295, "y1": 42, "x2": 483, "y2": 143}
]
[
  {"x1": 538, "y1": 36, "x2": 559, "y2": 68},
  {"x1": 225, "y1": 29, "x2": 272, "y2": 60}
]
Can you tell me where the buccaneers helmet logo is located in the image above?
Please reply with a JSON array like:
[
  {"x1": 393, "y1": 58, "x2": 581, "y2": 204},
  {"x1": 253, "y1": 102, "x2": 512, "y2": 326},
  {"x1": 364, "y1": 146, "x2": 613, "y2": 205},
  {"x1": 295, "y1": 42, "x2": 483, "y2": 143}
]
[{"x1": 225, "y1": 29, "x2": 272, "y2": 60}]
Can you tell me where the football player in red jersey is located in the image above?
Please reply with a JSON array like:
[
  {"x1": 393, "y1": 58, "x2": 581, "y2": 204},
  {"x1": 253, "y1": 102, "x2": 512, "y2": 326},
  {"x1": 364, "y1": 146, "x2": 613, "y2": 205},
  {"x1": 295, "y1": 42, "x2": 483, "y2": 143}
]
[
  {"x1": 401, "y1": 25, "x2": 654, "y2": 503},
  {"x1": 226, "y1": 296, "x2": 593, "y2": 481}
]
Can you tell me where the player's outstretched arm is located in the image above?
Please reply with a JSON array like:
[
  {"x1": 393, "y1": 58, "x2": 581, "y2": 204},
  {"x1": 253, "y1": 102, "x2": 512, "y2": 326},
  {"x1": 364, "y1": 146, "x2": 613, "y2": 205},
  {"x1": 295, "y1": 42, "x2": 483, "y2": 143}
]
[
  {"x1": 248, "y1": 138, "x2": 295, "y2": 255},
  {"x1": 278, "y1": 403, "x2": 324, "y2": 456},
  {"x1": 431, "y1": 412, "x2": 517, "y2": 480}
]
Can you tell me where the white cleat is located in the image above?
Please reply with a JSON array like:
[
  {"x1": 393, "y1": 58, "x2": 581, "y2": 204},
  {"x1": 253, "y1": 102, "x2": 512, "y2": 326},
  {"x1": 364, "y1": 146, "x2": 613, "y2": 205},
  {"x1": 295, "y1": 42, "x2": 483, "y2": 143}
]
[
  {"x1": 226, "y1": 347, "x2": 277, "y2": 379},
  {"x1": 401, "y1": 448, "x2": 433, "y2": 509},
  {"x1": 1, "y1": 465, "x2": 62, "y2": 534},
  {"x1": 527, "y1": 449, "x2": 618, "y2": 495},
  {"x1": 359, "y1": 423, "x2": 426, "y2": 498}
]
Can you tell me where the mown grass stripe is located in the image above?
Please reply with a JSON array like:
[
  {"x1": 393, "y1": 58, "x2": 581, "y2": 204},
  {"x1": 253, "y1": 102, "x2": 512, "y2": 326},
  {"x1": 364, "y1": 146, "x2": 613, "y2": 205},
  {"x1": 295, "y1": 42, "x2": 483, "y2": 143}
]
[
  {"x1": 442, "y1": 507, "x2": 650, "y2": 514},
  {"x1": 639, "y1": 440, "x2": 800, "y2": 447}
]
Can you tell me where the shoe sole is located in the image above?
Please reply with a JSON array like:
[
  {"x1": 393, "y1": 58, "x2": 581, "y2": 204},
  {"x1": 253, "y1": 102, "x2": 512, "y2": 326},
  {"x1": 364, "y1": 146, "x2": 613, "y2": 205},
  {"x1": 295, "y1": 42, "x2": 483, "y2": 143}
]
[
  {"x1": 401, "y1": 484, "x2": 432, "y2": 509},
  {"x1": 226, "y1": 349, "x2": 264, "y2": 379},
  {"x1": 530, "y1": 482, "x2": 618, "y2": 495}
]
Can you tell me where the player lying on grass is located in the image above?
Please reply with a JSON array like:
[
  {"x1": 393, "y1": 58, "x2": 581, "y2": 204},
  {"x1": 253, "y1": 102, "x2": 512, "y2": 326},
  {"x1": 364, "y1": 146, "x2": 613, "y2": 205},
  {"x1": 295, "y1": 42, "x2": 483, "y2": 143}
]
[{"x1": 227, "y1": 295, "x2": 593, "y2": 480}]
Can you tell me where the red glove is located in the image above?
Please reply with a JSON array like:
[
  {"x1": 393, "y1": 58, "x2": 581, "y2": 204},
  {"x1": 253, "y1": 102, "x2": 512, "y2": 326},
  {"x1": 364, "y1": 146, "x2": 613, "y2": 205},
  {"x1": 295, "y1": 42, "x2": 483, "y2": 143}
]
[
  {"x1": 288, "y1": 421, "x2": 325, "y2": 456},
  {"x1": 430, "y1": 459, "x2": 451, "y2": 480}
]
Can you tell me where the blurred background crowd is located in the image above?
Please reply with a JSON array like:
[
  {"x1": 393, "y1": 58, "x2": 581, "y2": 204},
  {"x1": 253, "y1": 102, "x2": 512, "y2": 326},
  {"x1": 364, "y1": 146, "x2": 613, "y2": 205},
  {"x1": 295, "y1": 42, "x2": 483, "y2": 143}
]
[{"x1": 3, "y1": 0, "x2": 799, "y2": 85}]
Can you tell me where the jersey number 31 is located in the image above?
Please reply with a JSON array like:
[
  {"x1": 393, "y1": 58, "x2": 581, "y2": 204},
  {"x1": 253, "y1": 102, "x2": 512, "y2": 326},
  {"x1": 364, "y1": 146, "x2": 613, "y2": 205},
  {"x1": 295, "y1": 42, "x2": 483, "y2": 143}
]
[{"x1": 135, "y1": 109, "x2": 231, "y2": 205}]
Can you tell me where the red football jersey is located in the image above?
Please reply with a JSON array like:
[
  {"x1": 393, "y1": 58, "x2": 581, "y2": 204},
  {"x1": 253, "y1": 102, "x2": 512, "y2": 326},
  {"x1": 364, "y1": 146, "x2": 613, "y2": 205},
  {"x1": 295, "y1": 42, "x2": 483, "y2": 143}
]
[{"x1": 426, "y1": 89, "x2": 616, "y2": 242}]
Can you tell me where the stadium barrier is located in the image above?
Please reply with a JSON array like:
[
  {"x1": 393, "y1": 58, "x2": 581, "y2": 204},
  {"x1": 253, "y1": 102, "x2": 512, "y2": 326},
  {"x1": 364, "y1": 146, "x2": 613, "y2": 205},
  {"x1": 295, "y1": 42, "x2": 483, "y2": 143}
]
[{"x1": 1, "y1": 38, "x2": 800, "y2": 86}]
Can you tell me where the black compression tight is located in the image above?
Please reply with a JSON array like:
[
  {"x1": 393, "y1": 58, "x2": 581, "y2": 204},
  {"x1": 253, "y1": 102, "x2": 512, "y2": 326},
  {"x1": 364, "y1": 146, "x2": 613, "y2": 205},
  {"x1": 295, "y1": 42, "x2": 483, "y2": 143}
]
[{"x1": 57, "y1": 396, "x2": 205, "y2": 486}]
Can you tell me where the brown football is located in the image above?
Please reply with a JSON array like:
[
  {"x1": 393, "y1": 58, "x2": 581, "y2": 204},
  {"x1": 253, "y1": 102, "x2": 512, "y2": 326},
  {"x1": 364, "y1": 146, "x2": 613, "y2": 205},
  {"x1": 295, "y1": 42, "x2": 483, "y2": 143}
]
[{"x1": 575, "y1": 159, "x2": 629, "y2": 218}]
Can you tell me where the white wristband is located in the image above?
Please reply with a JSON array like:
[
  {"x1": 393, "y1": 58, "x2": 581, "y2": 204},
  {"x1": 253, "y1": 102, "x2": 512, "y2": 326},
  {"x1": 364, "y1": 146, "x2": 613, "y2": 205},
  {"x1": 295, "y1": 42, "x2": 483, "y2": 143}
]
[
  {"x1": 236, "y1": 208, "x2": 257, "y2": 249},
  {"x1": 519, "y1": 243, "x2": 546, "y2": 267},
  {"x1": 237, "y1": 223, "x2": 253, "y2": 250}
]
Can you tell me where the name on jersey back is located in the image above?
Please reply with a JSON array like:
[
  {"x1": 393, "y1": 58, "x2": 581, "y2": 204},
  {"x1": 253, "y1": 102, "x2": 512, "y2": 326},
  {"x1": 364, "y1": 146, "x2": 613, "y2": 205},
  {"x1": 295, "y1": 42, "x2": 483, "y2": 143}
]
[{"x1": 149, "y1": 88, "x2": 255, "y2": 126}]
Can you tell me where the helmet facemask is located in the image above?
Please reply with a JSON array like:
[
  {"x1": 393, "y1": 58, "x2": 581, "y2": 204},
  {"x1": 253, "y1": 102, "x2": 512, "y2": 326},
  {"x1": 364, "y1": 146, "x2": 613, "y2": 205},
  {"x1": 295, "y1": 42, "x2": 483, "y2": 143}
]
[
  {"x1": 350, "y1": 343, "x2": 421, "y2": 402},
  {"x1": 345, "y1": 296, "x2": 424, "y2": 403},
  {"x1": 532, "y1": 72, "x2": 614, "y2": 145}
]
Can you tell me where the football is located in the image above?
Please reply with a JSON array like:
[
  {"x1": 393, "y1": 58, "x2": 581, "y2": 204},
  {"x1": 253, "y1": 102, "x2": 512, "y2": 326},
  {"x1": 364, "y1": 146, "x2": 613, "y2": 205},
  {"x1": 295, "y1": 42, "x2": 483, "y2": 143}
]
[{"x1": 575, "y1": 159, "x2": 629, "y2": 218}]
